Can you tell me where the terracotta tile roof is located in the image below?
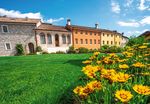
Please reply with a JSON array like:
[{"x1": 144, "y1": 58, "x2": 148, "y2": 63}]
[
  {"x1": 36, "y1": 23, "x2": 70, "y2": 32},
  {"x1": 66, "y1": 25, "x2": 122, "y2": 35},
  {"x1": 66, "y1": 25, "x2": 101, "y2": 32},
  {"x1": 0, "y1": 17, "x2": 40, "y2": 24}
]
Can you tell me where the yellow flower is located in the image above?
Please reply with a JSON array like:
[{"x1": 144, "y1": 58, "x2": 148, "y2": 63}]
[
  {"x1": 82, "y1": 60, "x2": 92, "y2": 64},
  {"x1": 119, "y1": 64, "x2": 129, "y2": 69},
  {"x1": 132, "y1": 62, "x2": 145, "y2": 68},
  {"x1": 73, "y1": 86, "x2": 83, "y2": 94},
  {"x1": 133, "y1": 85, "x2": 150, "y2": 95},
  {"x1": 101, "y1": 69, "x2": 117, "y2": 82},
  {"x1": 73, "y1": 86, "x2": 88, "y2": 99},
  {"x1": 87, "y1": 80, "x2": 102, "y2": 90},
  {"x1": 139, "y1": 45, "x2": 147, "y2": 49},
  {"x1": 115, "y1": 89, "x2": 133, "y2": 103},
  {"x1": 122, "y1": 52, "x2": 133, "y2": 58},
  {"x1": 144, "y1": 53, "x2": 150, "y2": 56},
  {"x1": 93, "y1": 52, "x2": 100, "y2": 56},
  {"x1": 115, "y1": 72, "x2": 130, "y2": 83},
  {"x1": 82, "y1": 65, "x2": 100, "y2": 78},
  {"x1": 96, "y1": 60, "x2": 101, "y2": 64}
]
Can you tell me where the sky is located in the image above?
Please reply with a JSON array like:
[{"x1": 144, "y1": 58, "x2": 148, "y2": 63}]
[{"x1": 0, "y1": 0, "x2": 150, "y2": 37}]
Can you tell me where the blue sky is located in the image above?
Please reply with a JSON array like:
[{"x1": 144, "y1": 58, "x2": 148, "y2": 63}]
[{"x1": 0, "y1": 0, "x2": 150, "y2": 37}]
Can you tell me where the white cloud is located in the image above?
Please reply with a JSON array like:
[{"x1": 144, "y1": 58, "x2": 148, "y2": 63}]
[
  {"x1": 125, "y1": 0, "x2": 133, "y2": 7},
  {"x1": 138, "y1": 0, "x2": 150, "y2": 11},
  {"x1": 0, "y1": 8, "x2": 64, "y2": 24},
  {"x1": 0, "y1": 8, "x2": 42, "y2": 19},
  {"x1": 45, "y1": 17, "x2": 64, "y2": 23},
  {"x1": 117, "y1": 21, "x2": 140, "y2": 27},
  {"x1": 140, "y1": 16, "x2": 150, "y2": 25},
  {"x1": 118, "y1": 16, "x2": 150, "y2": 27},
  {"x1": 111, "y1": 0, "x2": 120, "y2": 13}
]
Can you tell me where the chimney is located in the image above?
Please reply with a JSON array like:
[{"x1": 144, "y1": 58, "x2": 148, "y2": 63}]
[
  {"x1": 67, "y1": 19, "x2": 71, "y2": 25},
  {"x1": 95, "y1": 23, "x2": 99, "y2": 29}
]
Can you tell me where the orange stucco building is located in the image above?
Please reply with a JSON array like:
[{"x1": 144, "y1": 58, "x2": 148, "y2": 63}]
[{"x1": 66, "y1": 19, "x2": 101, "y2": 50}]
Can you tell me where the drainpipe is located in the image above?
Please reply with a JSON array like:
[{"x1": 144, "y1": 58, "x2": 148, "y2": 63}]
[{"x1": 34, "y1": 30, "x2": 38, "y2": 47}]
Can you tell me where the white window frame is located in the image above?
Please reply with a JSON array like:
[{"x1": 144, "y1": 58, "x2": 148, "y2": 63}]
[
  {"x1": 1, "y1": 25, "x2": 9, "y2": 33},
  {"x1": 4, "y1": 42, "x2": 12, "y2": 50}
]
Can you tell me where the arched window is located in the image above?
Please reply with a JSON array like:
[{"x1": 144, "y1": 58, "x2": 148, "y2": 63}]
[
  {"x1": 62, "y1": 35, "x2": 66, "y2": 44},
  {"x1": 67, "y1": 35, "x2": 71, "y2": 44},
  {"x1": 40, "y1": 33, "x2": 46, "y2": 44},
  {"x1": 47, "y1": 34, "x2": 52, "y2": 44}
]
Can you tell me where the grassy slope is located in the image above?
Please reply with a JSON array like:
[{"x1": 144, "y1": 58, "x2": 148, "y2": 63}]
[{"x1": 0, "y1": 54, "x2": 91, "y2": 104}]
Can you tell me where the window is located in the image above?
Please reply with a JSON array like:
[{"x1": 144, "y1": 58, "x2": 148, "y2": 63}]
[
  {"x1": 62, "y1": 35, "x2": 66, "y2": 44},
  {"x1": 98, "y1": 40, "x2": 100, "y2": 44},
  {"x1": 85, "y1": 32, "x2": 88, "y2": 35},
  {"x1": 107, "y1": 34, "x2": 109, "y2": 37},
  {"x1": 67, "y1": 35, "x2": 71, "y2": 44},
  {"x1": 40, "y1": 33, "x2": 46, "y2": 44},
  {"x1": 111, "y1": 34, "x2": 113, "y2": 37},
  {"x1": 94, "y1": 33, "x2": 96, "y2": 35},
  {"x1": 47, "y1": 34, "x2": 52, "y2": 44},
  {"x1": 2, "y1": 25, "x2": 8, "y2": 33},
  {"x1": 5, "y1": 43, "x2": 11, "y2": 50},
  {"x1": 107, "y1": 41, "x2": 109, "y2": 44},
  {"x1": 94, "y1": 39, "x2": 96, "y2": 44},
  {"x1": 119, "y1": 42, "x2": 120, "y2": 45},
  {"x1": 80, "y1": 31, "x2": 83, "y2": 34},
  {"x1": 103, "y1": 41, "x2": 105, "y2": 44},
  {"x1": 98, "y1": 33, "x2": 100, "y2": 36},
  {"x1": 80, "y1": 39, "x2": 83, "y2": 44},
  {"x1": 90, "y1": 32, "x2": 92, "y2": 35},
  {"x1": 90, "y1": 39, "x2": 92, "y2": 44},
  {"x1": 75, "y1": 39, "x2": 78, "y2": 44},
  {"x1": 75, "y1": 30, "x2": 78, "y2": 34},
  {"x1": 85, "y1": 39, "x2": 88, "y2": 44},
  {"x1": 103, "y1": 33, "x2": 105, "y2": 36},
  {"x1": 111, "y1": 41, "x2": 113, "y2": 45}
]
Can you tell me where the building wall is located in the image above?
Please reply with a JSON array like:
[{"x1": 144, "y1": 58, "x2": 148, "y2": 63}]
[
  {"x1": 121, "y1": 37, "x2": 128, "y2": 47},
  {"x1": 72, "y1": 29, "x2": 101, "y2": 49},
  {"x1": 36, "y1": 30, "x2": 72, "y2": 53},
  {"x1": 101, "y1": 31, "x2": 123, "y2": 47},
  {"x1": 101, "y1": 32, "x2": 115, "y2": 46},
  {"x1": 0, "y1": 23, "x2": 36, "y2": 56},
  {"x1": 114, "y1": 33, "x2": 122, "y2": 47}
]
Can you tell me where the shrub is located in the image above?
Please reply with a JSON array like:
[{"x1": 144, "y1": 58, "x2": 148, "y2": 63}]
[
  {"x1": 42, "y1": 51, "x2": 49, "y2": 54},
  {"x1": 16, "y1": 44, "x2": 24, "y2": 55},
  {"x1": 36, "y1": 46, "x2": 42, "y2": 52},
  {"x1": 56, "y1": 51, "x2": 65, "y2": 54},
  {"x1": 100, "y1": 45, "x2": 123, "y2": 53},
  {"x1": 67, "y1": 46, "x2": 76, "y2": 53},
  {"x1": 126, "y1": 36, "x2": 147, "y2": 46},
  {"x1": 78, "y1": 47, "x2": 89, "y2": 53}
]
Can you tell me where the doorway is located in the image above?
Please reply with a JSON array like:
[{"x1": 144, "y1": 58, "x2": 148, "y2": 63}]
[
  {"x1": 28, "y1": 43, "x2": 34, "y2": 53},
  {"x1": 55, "y1": 34, "x2": 59, "y2": 47}
]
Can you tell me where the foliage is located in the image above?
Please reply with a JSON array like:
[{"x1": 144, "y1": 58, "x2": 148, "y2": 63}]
[
  {"x1": 15, "y1": 44, "x2": 24, "y2": 55},
  {"x1": 36, "y1": 46, "x2": 42, "y2": 52},
  {"x1": 78, "y1": 47, "x2": 89, "y2": 53},
  {"x1": 100, "y1": 45, "x2": 123, "y2": 53},
  {"x1": 126, "y1": 36, "x2": 147, "y2": 46},
  {"x1": 73, "y1": 43, "x2": 150, "y2": 104},
  {"x1": 67, "y1": 46, "x2": 76, "y2": 53},
  {"x1": 42, "y1": 51, "x2": 49, "y2": 54},
  {"x1": 56, "y1": 51, "x2": 65, "y2": 54}
]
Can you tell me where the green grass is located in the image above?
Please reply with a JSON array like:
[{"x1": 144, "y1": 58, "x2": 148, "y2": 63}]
[{"x1": 0, "y1": 54, "x2": 91, "y2": 104}]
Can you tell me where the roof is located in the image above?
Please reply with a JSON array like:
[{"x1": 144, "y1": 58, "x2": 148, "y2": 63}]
[
  {"x1": 35, "y1": 23, "x2": 70, "y2": 32},
  {"x1": 139, "y1": 31, "x2": 150, "y2": 37},
  {"x1": 0, "y1": 16, "x2": 40, "y2": 24},
  {"x1": 66, "y1": 25, "x2": 122, "y2": 35}
]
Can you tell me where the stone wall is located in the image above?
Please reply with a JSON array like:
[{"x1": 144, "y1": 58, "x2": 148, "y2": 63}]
[{"x1": 0, "y1": 23, "x2": 36, "y2": 56}]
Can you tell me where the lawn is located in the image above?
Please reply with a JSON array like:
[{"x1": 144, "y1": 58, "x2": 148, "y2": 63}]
[{"x1": 0, "y1": 54, "x2": 91, "y2": 104}]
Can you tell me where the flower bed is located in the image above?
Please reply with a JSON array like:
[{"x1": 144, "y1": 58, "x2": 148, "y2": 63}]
[{"x1": 73, "y1": 43, "x2": 150, "y2": 104}]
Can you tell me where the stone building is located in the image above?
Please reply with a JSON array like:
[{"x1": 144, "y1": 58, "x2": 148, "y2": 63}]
[
  {"x1": 0, "y1": 17, "x2": 41, "y2": 56},
  {"x1": 139, "y1": 31, "x2": 150, "y2": 41}
]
